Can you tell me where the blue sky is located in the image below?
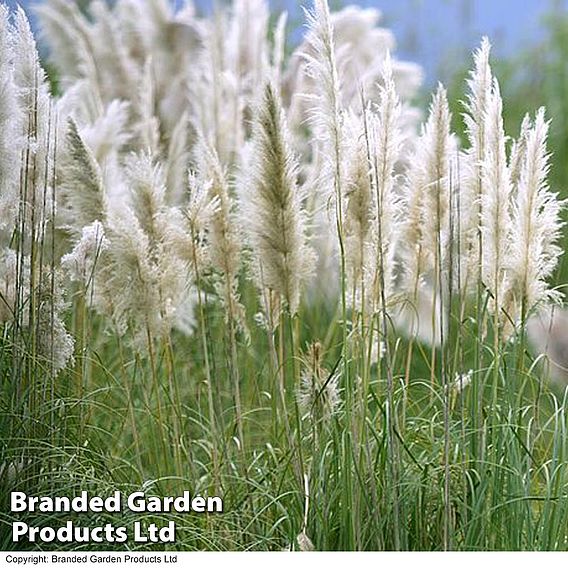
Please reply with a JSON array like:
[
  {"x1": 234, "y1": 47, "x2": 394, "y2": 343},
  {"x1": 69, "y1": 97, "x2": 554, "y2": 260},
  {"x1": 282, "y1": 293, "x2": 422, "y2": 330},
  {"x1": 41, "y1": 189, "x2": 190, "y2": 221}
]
[{"x1": 8, "y1": 0, "x2": 563, "y2": 84}]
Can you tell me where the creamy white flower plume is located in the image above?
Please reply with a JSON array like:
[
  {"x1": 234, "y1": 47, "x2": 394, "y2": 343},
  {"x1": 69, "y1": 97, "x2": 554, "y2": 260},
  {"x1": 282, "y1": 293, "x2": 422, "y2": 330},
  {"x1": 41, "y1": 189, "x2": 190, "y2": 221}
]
[
  {"x1": 72, "y1": 98, "x2": 132, "y2": 164},
  {"x1": 0, "y1": 7, "x2": 74, "y2": 376},
  {"x1": 0, "y1": 6, "x2": 24, "y2": 241},
  {"x1": 194, "y1": 138, "x2": 245, "y2": 330},
  {"x1": 509, "y1": 113, "x2": 532, "y2": 193},
  {"x1": 480, "y1": 79, "x2": 511, "y2": 318},
  {"x1": 186, "y1": 173, "x2": 219, "y2": 232},
  {"x1": 135, "y1": 58, "x2": 160, "y2": 154},
  {"x1": 243, "y1": 82, "x2": 315, "y2": 315},
  {"x1": 285, "y1": 4, "x2": 422, "y2": 140},
  {"x1": 123, "y1": 151, "x2": 167, "y2": 244},
  {"x1": 400, "y1": 84, "x2": 452, "y2": 296},
  {"x1": 99, "y1": 206, "x2": 159, "y2": 339},
  {"x1": 227, "y1": 0, "x2": 270, "y2": 90},
  {"x1": 36, "y1": 271, "x2": 75, "y2": 374},
  {"x1": 302, "y1": 0, "x2": 344, "y2": 190},
  {"x1": 527, "y1": 307, "x2": 568, "y2": 384},
  {"x1": 72, "y1": 152, "x2": 196, "y2": 343},
  {"x1": 395, "y1": 84, "x2": 451, "y2": 346},
  {"x1": 165, "y1": 111, "x2": 190, "y2": 205},
  {"x1": 87, "y1": 0, "x2": 141, "y2": 103},
  {"x1": 505, "y1": 109, "x2": 564, "y2": 322},
  {"x1": 188, "y1": 1, "x2": 271, "y2": 164},
  {"x1": 11, "y1": 7, "x2": 56, "y2": 241},
  {"x1": 182, "y1": 172, "x2": 220, "y2": 277},
  {"x1": 460, "y1": 37, "x2": 493, "y2": 291},
  {"x1": 38, "y1": 0, "x2": 200, "y2": 152},
  {"x1": 272, "y1": 12, "x2": 288, "y2": 86},
  {"x1": 34, "y1": 0, "x2": 94, "y2": 86},
  {"x1": 189, "y1": 19, "x2": 243, "y2": 163},
  {"x1": 343, "y1": 110, "x2": 374, "y2": 309},
  {"x1": 300, "y1": 0, "x2": 348, "y2": 310},
  {"x1": 0, "y1": 247, "x2": 74, "y2": 374},
  {"x1": 61, "y1": 220, "x2": 108, "y2": 294},
  {"x1": 366, "y1": 55, "x2": 403, "y2": 311}
]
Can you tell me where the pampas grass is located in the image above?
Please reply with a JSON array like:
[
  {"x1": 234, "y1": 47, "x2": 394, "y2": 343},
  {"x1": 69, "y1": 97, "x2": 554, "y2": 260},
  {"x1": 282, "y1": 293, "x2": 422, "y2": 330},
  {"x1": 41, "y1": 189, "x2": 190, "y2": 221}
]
[
  {"x1": 506, "y1": 108, "x2": 565, "y2": 322},
  {"x1": 244, "y1": 82, "x2": 314, "y2": 317},
  {"x1": 57, "y1": 119, "x2": 107, "y2": 233},
  {"x1": 401, "y1": 84, "x2": 452, "y2": 291},
  {"x1": 480, "y1": 79, "x2": 511, "y2": 324},
  {"x1": 460, "y1": 37, "x2": 493, "y2": 293},
  {"x1": 1, "y1": 0, "x2": 568, "y2": 553}
]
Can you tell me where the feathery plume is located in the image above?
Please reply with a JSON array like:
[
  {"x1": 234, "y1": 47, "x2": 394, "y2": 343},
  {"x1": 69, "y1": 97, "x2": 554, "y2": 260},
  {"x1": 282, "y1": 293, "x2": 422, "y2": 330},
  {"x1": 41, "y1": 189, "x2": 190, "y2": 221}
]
[
  {"x1": 527, "y1": 307, "x2": 568, "y2": 384},
  {"x1": 244, "y1": 82, "x2": 315, "y2": 315},
  {"x1": 0, "y1": 7, "x2": 74, "y2": 377},
  {"x1": 195, "y1": 139, "x2": 245, "y2": 328},
  {"x1": 460, "y1": 37, "x2": 493, "y2": 291},
  {"x1": 124, "y1": 151, "x2": 167, "y2": 245},
  {"x1": 504, "y1": 109, "x2": 564, "y2": 323},
  {"x1": 125, "y1": 152, "x2": 193, "y2": 333},
  {"x1": 400, "y1": 84, "x2": 452, "y2": 294},
  {"x1": 61, "y1": 220, "x2": 108, "y2": 295},
  {"x1": 285, "y1": 4, "x2": 422, "y2": 137},
  {"x1": 80, "y1": 152, "x2": 195, "y2": 343},
  {"x1": 509, "y1": 113, "x2": 532, "y2": 193},
  {"x1": 343, "y1": 110, "x2": 374, "y2": 309},
  {"x1": 57, "y1": 120, "x2": 107, "y2": 234},
  {"x1": 68, "y1": 97, "x2": 132, "y2": 165},
  {"x1": 396, "y1": 84, "x2": 451, "y2": 345},
  {"x1": 12, "y1": 7, "x2": 56, "y2": 240},
  {"x1": 183, "y1": 172, "x2": 220, "y2": 277},
  {"x1": 99, "y1": 206, "x2": 159, "y2": 339},
  {"x1": 36, "y1": 271, "x2": 75, "y2": 374},
  {"x1": 34, "y1": 0, "x2": 93, "y2": 85},
  {"x1": 302, "y1": 0, "x2": 344, "y2": 184},
  {"x1": 0, "y1": 6, "x2": 24, "y2": 240},
  {"x1": 165, "y1": 111, "x2": 190, "y2": 205},
  {"x1": 190, "y1": 15, "x2": 243, "y2": 163},
  {"x1": 227, "y1": 0, "x2": 270, "y2": 89},
  {"x1": 135, "y1": 58, "x2": 160, "y2": 154},
  {"x1": 300, "y1": 0, "x2": 348, "y2": 314},
  {"x1": 480, "y1": 79, "x2": 511, "y2": 318},
  {"x1": 88, "y1": 0, "x2": 141, "y2": 103},
  {"x1": 272, "y1": 12, "x2": 288, "y2": 87},
  {"x1": 366, "y1": 55, "x2": 402, "y2": 311}
]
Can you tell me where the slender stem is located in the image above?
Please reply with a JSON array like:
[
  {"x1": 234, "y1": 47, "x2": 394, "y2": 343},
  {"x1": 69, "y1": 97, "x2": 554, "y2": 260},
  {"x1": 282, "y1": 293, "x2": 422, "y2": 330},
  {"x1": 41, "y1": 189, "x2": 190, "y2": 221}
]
[
  {"x1": 192, "y1": 246, "x2": 221, "y2": 490},
  {"x1": 164, "y1": 333, "x2": 184, "y2": 482},
  {"x1": 116, "y1": 334, "x2": 144, "y2": 475},
  {"x1": 145, "y1": 323, "x2": 169, "y2": 478}
]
